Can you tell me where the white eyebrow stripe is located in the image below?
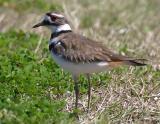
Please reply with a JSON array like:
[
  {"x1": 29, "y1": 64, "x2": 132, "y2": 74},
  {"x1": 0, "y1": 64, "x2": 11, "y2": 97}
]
[{"x1": 51, "y1": 13, "x2": 64, "y2": 18}]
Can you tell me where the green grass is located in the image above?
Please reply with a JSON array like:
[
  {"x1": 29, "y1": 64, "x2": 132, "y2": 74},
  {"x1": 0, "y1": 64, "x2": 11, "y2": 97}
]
[
  {"x1": 0, "y1": 0, "x2": 160, "y2": 123},
  {"x1": 0, "y1": 31, "x2": 77, "y2": 124}
]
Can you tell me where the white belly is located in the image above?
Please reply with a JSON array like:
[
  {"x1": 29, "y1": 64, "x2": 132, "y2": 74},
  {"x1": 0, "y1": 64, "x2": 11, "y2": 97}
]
[{"x1": 51, "y1": 52, "x2": 109, "y2": 75}]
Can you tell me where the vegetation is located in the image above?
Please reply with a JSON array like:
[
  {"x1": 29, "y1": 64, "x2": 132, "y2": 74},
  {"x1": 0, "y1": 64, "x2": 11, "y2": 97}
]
[{"x1": 0, "y1": 0, "x2": 160, "y2": 123}]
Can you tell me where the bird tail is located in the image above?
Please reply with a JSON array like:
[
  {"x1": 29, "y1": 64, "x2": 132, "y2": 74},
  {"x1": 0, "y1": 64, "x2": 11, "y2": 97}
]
[{"x1": 124, "y1": 59, "x2": 147, "y2": 66}]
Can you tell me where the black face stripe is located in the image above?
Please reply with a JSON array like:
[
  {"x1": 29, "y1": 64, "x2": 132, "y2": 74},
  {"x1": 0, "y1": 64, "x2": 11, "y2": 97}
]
[{"x1": 43, "y1": 19, "x2": 59, "y2": 26}]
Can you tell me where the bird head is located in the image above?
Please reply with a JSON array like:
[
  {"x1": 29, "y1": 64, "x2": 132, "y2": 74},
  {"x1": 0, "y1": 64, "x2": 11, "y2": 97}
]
[{"x1": 33, "y1": 12, "x2": 71, "y2": 33}]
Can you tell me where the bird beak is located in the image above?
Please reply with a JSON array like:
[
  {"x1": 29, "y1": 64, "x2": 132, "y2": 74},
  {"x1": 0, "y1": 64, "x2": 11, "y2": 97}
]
[{"x1": 32, "y1": 21, "x2": 45, "y2": 28}]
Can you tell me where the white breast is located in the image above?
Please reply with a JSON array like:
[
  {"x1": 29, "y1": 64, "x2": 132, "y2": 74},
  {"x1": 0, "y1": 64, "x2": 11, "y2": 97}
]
[{"x1": 51, "y1": 52, "x2": 110, "y2": 75}]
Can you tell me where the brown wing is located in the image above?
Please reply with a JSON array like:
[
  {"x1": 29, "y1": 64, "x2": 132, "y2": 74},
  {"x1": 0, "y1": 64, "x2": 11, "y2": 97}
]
[{"x1": 52, "y1": 32, "x2": 146, "y2": 66}]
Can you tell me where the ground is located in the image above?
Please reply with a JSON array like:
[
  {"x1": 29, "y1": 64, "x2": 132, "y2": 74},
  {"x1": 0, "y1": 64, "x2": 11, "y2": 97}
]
[{"x1": 0, "y1": 0, "x2": 160, "y2": 124}]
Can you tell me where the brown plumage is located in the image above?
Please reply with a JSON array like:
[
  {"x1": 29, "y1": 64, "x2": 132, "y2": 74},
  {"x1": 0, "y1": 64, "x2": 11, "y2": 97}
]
[{"x1": 50, "y1": 32, "x2": 146, "y2": 66}]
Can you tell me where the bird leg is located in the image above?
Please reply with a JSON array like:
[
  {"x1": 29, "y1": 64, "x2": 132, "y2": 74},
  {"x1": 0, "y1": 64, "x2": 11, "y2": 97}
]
[
  {"x1": 86, "y1": 74, "x2": 91, "y2": 112},
  {"x1": 73, "y1": 75, "x2": 79, "y2": 109}
]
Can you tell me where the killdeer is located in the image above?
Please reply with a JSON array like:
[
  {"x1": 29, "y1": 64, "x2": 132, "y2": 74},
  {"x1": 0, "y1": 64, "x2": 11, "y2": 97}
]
[{"x1": 33, "y1": 12, "x2": 146, "y2": 111}]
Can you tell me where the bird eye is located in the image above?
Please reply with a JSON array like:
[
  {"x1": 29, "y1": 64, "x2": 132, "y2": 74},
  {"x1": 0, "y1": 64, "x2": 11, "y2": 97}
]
[{"x1": 51, "y1": 16, "x2": 56, "y2": 21}]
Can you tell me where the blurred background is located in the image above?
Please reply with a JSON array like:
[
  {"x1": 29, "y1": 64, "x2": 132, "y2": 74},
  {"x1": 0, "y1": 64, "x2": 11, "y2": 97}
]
[{"x1": 0, "y1": 0, "x2": 160, "y2": 124}]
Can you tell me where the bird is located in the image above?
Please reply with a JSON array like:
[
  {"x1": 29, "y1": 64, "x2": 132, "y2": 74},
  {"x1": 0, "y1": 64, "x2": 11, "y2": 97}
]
[{"x1": 33, "y1": 12, "x2": 146, "y2": 112}]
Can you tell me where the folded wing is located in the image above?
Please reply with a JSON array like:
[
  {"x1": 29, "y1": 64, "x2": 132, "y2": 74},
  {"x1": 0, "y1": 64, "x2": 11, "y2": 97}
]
[{"x1": 51, "y1": 33, "x2": 147, "y2": 66}]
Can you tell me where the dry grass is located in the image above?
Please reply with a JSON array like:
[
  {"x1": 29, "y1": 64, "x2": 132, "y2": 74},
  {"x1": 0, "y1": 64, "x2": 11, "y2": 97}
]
[
  {"x1": 0, "y1": 0, "x2": 160, "y2": 123},
  {"x1": 59, "y1": 67, "x2": 160, "y2": 124}
]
